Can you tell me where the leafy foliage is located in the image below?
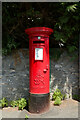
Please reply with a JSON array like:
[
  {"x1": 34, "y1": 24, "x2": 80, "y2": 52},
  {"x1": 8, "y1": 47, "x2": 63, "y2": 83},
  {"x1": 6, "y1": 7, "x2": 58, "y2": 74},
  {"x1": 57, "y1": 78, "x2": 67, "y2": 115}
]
[
  {"x1": 10, "y1": 98, "x2": 27, "y2": 110},
  {"x1": 10, "y1": 100, "x2": 19, "y2": 108},
  {"x1": 52, "y1": 89, "x2": 63, "y2": 105},
  {"x1": 0, "y1": 98, "x2": 8, "y2": 108},
  {"x1": 54, "y1": 96, "x2": 61, "y2": 105},
  {"x1": 66, "y1": 4, "x2": 77, "y2": 12},
  {"x1": 0, "y1": 97, "x2": 27, "y2": 110},
  {"x1": 2, "y1": 3, "x2": 80, "y2": 55},
  {"x1": 54, "y1": 3, "x2": 79, "y2": 53},
  {"x1": 52, "y1": 89, "x2": 63, "y2": 101},
  {"x1": 18, "y1": 98, "x2": 27, "y2": 110},
  {"x1": 25, "y1": 114, "x2": 29, "y2": 119}
]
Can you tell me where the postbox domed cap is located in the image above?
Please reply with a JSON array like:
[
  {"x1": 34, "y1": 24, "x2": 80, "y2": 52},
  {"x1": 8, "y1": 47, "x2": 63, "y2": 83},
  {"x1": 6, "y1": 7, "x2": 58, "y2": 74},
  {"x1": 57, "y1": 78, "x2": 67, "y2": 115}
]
[{"x1": 25, "y1": 27, "x2": 53, "y2": 36}]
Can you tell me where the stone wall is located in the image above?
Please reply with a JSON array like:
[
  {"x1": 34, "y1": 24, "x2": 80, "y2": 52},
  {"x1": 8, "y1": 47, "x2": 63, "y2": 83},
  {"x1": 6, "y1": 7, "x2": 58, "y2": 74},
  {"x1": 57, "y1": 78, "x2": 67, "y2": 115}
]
[
  {"x1": 2, "y1": 49, "x2": 78, "y2": 101},
  {"x1": 50, "y1": 51, "x2": 78, "y2": 99}
]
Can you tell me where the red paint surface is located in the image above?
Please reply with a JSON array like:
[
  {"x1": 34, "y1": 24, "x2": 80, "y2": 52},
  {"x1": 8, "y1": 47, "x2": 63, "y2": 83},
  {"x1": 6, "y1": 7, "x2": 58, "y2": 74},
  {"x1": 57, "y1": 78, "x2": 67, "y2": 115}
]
[{"x1": 25, "y1": 27, "x2": 53, "y2": 94}]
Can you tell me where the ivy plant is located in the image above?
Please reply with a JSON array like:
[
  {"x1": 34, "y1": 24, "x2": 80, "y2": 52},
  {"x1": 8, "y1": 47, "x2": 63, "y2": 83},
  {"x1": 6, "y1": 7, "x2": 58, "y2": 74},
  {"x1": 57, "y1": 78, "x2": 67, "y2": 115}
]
[
  {"x1": 18, "y1": 98, "x2": 27, "y2": 110},
  {"x1": 2, "y1": 3, "x2": 80, "y2": 55},
  {"x1": 52, "y1": 89, "x2": 63, "y2": 106},
  {"x1": 10, "y1": 100, "x2": 19, "y2": 108},
  {"x1": 52, "y1": 89, "x2": 63, "y2": 100},
  {"x1": 54, "y1": 96, "x2": 61, "y2": 106},
  {"x1": 10, "y1": 98, "x2": 27, "y2": 110},
  {"x1": 0, "y1": 98, "x2": 8, "y2": 108},
  {"x1": 25, "y1": 114, "x2": 29, "y2": 119}
]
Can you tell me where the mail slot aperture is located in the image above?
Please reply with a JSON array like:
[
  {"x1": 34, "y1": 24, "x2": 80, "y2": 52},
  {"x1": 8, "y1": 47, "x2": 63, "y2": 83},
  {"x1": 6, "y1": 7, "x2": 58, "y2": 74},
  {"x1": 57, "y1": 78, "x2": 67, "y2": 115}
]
[{"x1": 33, "y1": 41, "x2": 45, "y2": 44}]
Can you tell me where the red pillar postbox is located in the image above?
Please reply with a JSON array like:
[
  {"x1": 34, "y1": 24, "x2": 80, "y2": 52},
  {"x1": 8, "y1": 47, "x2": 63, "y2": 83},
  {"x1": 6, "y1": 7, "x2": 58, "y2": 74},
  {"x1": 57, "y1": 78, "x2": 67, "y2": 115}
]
[{"x1": 25, "y1": 27, "x2": 53, "y2": 113}]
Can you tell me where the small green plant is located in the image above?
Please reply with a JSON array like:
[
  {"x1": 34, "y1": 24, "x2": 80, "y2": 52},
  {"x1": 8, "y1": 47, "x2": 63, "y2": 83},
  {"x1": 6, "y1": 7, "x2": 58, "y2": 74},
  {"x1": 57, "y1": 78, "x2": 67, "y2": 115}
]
[
  {"x1": 52, "y1": 89, "x2": 63, "y2": 100},
  {"x1": 52, "y1": 89, "x2": 63, "y2": 106},
  {"x1": 10, "y1": 100, "x2": 18, "y2": 108},
  {"x1": 18, "y1": 98, "x2": 27, "y2": 110},
  {"x1": 10, "y1": 98, "x2": 27, "y2": 110},
  {"x1": 25, "y1": 114, "x2": 29, "y2": 119},
  {"x1": 0, "y1": 97, "x2": 8, "y2": 108},
  {"x1": 54, "y1": 96, "x2": 61, "y2": 105}
]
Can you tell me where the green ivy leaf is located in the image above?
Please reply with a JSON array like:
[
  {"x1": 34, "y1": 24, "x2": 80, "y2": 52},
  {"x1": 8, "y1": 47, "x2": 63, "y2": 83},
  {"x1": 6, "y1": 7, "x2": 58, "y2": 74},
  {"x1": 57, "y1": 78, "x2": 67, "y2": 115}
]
[
  {"x1": 54, "y1": 96, "x2": 61, "y2": 105},
  {"x1": 25, "y1": 114, "x2": 29, "y2": 119},
  {"x1": 66, "y1": 4, "x2": 77, "y2": 12}
]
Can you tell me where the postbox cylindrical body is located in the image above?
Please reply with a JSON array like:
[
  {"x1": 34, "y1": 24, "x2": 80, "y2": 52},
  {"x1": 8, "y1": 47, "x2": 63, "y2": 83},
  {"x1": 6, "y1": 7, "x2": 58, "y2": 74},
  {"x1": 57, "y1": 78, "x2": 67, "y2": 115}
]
[{"x1": 25, "y1": 27, "x2": 53, "y2": 113}]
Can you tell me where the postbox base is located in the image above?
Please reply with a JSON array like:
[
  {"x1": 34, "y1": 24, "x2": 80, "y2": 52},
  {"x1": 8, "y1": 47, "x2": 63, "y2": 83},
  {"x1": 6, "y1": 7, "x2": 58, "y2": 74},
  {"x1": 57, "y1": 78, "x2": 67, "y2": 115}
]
[{"x1": 29, "y1": 93, "x2": 50, "y2": 114}]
